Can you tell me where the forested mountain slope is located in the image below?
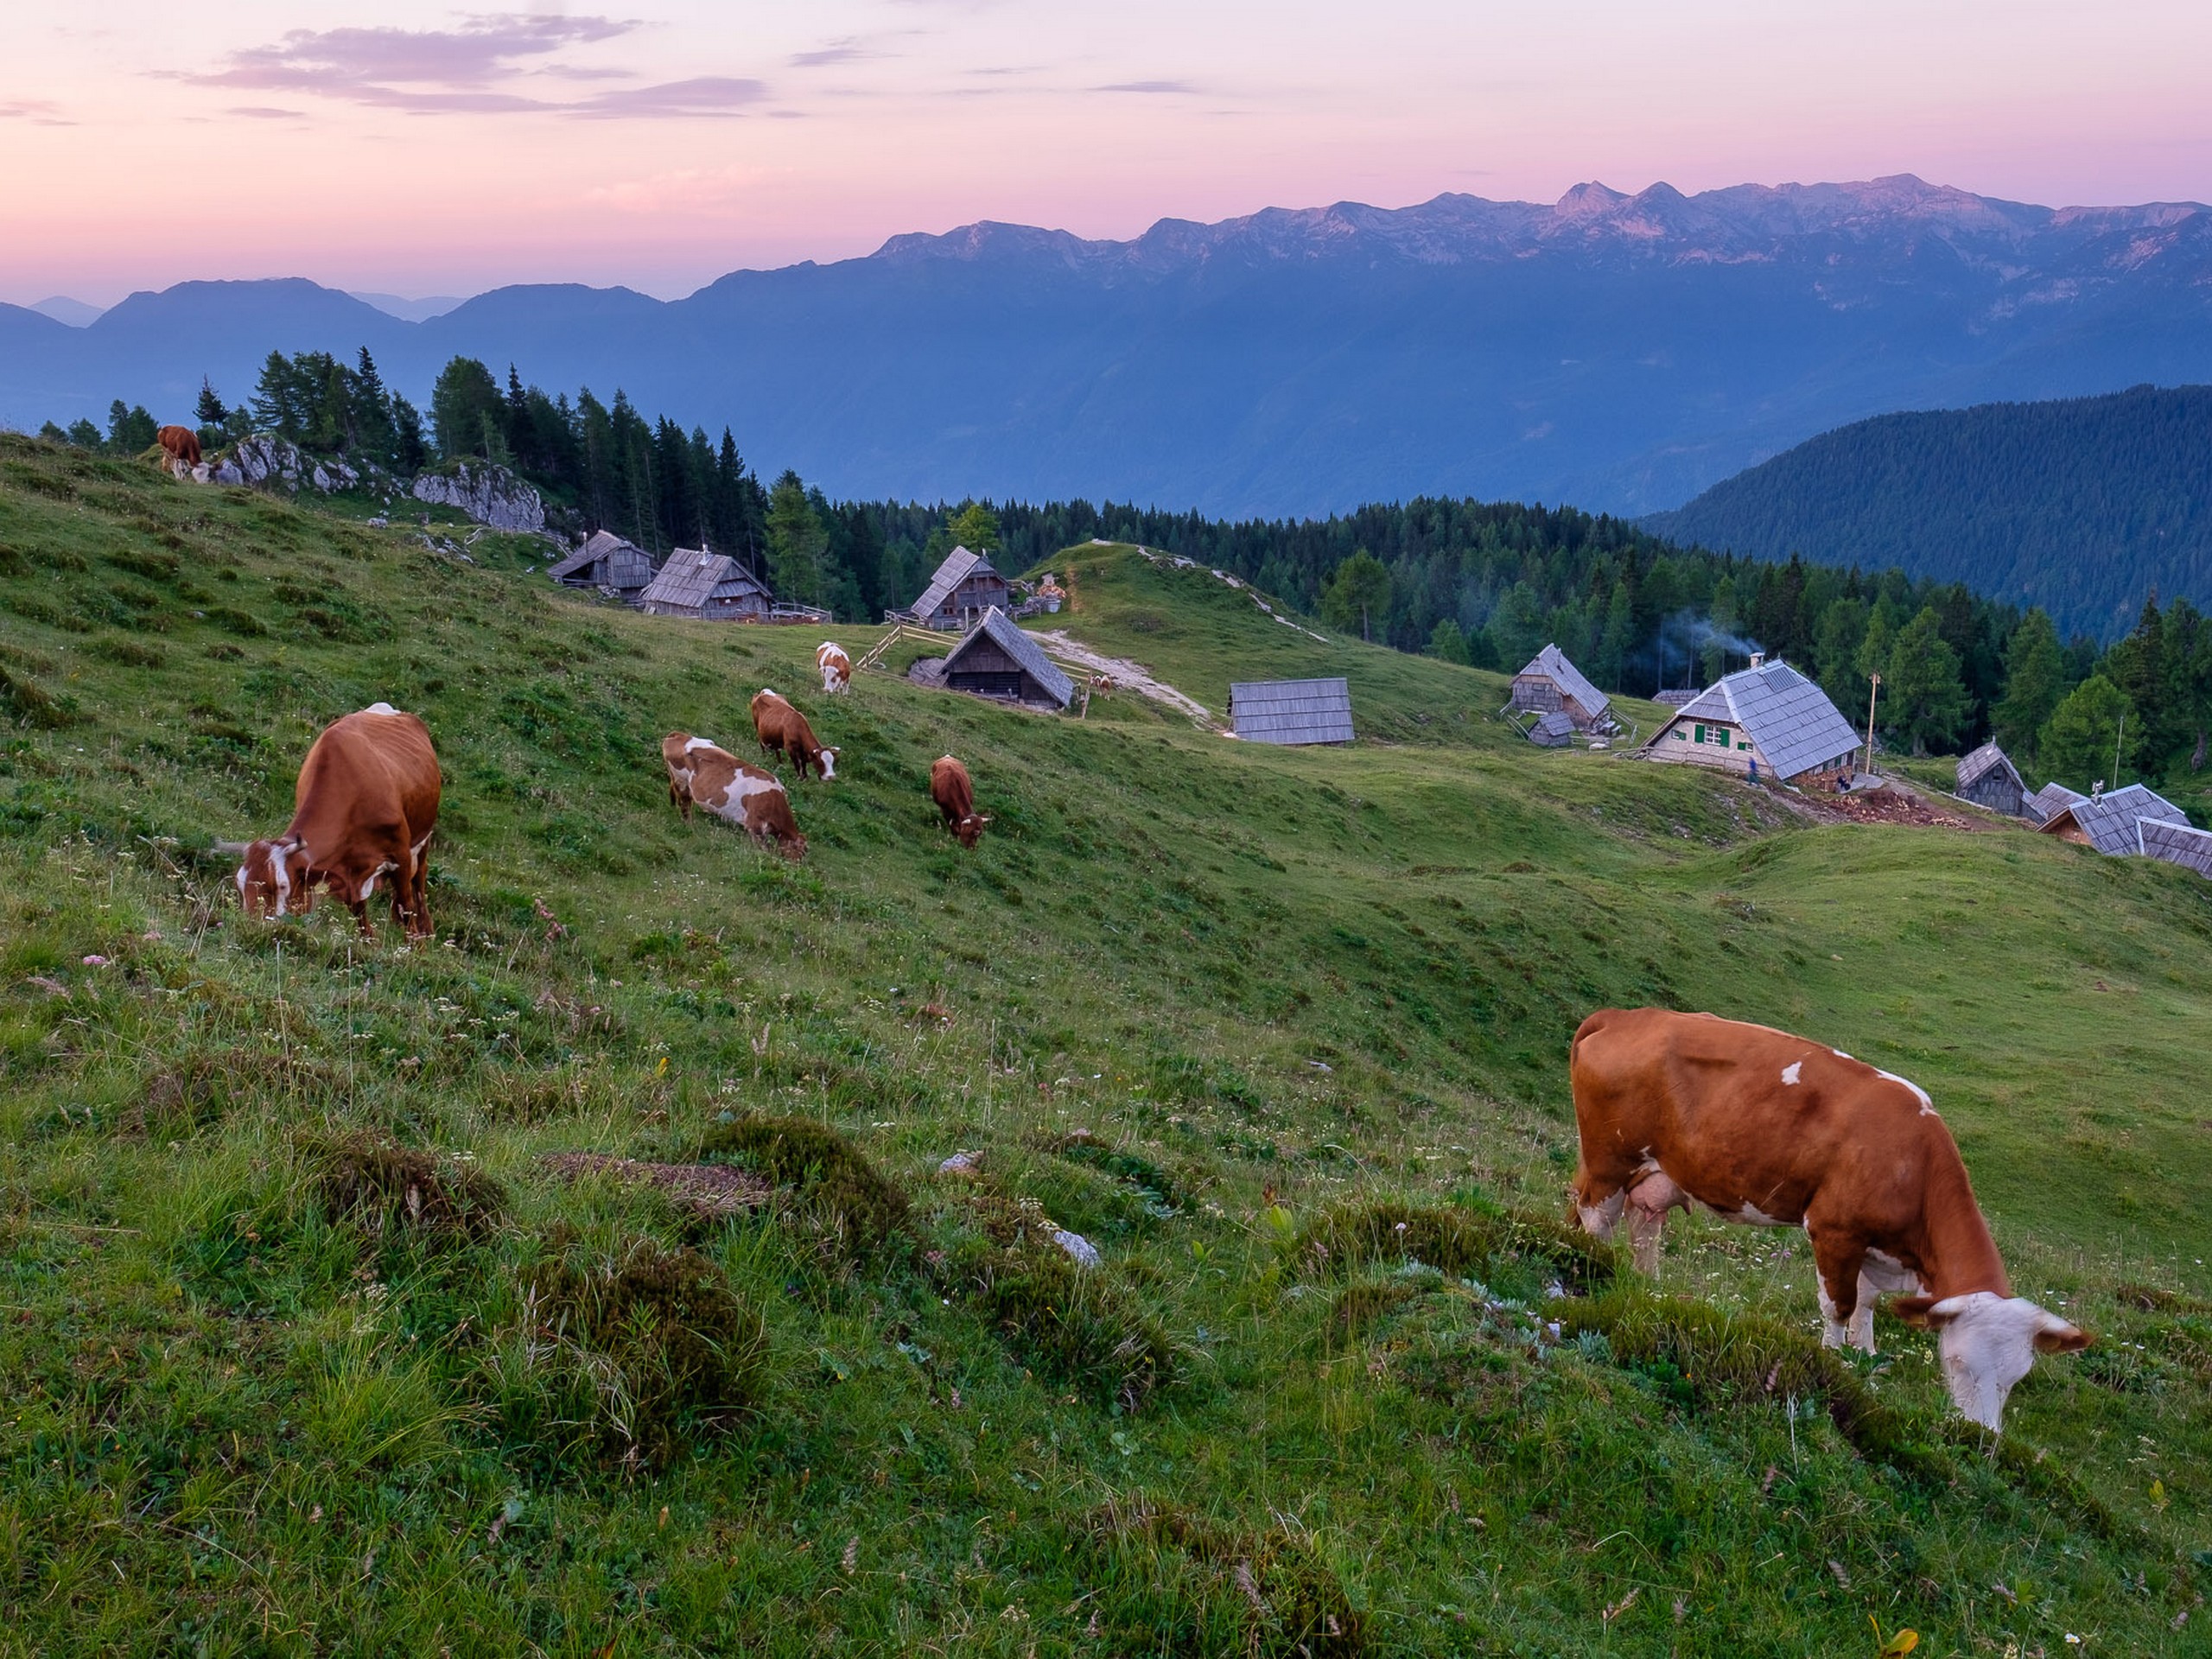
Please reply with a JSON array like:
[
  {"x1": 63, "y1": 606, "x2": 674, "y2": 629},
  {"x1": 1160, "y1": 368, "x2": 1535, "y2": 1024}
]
[
  {"x1": 2, "y1": 439, "x2": 2209, "y2": 1651},
  {"x1": 1649, "y1": 385, "x2": 2212, "y2": 639}
]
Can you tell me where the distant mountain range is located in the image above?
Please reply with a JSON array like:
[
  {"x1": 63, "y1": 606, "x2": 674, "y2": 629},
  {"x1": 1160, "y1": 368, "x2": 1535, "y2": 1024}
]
[
  {"x1": 1647, "y1": 385, "x2": 2212, "y2": 639},
  {"x1": 5, "y1": 175, "x2": 2212, "y2": 516}
]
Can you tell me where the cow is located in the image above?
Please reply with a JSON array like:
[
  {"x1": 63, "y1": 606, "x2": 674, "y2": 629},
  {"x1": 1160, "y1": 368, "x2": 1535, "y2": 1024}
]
[
  {"x1": 930, "y1": 755, "x2": 991, "y2": 848},
  {"x1": 232, "y1": 703, "x2": 440, "y2": 938},
  {"x1": 156, "y1": 426, "x2": 201, "y2": 469},
  {"x1": 659, "y1": 733, "x2": 806, "y2": 861},
  {"x1": 749, "y1": 689, "x2": 838, "y2": 781},
  {"x1": 1567, "y1": 1007, "x2": 2088, "y2": 1431},
  {"x1": 817, "y1": 641, "x2": 852, "y2": 696}
]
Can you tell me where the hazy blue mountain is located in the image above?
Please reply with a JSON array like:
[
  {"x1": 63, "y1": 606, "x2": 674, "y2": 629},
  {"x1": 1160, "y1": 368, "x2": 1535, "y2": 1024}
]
[
  {"x1": 27, "y1": 296, "x2": 105, "y2": 327},
  {"x1": 348, "y1": 292, "x2": 471, "y2": 323},
  {"x1": 1647, "y1": 385, "x2": 2212, "y2": 639},
  {"x1": 6, "y1": 175, "x2": 2211, "y2": 516}
]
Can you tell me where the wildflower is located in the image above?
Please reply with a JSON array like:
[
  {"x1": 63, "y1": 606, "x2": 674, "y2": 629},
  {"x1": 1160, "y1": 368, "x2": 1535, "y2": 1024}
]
[{"x1": 81, "y1": 954, "x2": 108, "y2": 967}]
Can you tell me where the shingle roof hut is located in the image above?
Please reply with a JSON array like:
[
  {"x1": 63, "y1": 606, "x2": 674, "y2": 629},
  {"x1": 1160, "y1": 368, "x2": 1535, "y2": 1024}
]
[
  {"x1": 1525, "y1": 709, "x2": 1577, "y2": 747},
  {"x1": 1511, "y1": 644, "x2": 1613, "y2": 730},
  {"x1": 2025, "y1": 781, "x2": 2088, "y2": 824},
  {"x1": 2139, "y1": 817, "x2": 2212, "y2": 877},
  {"x1": 636, "y1": 550, "x2": 772, "y2": 620},
  {"x1": 2037, "y1": 783, "x2": 2189, "y2": 855},
  {"x1": 898, "y1": 546, "x2": 1011, "y2": 630},
  {"x1": 547, "y1": 529, "x2": 658, "y2": 599},
  {"x1": 1955, "y1": 741, "x2": 2028, "y2": 817},
  {"x1": 939, "y1": 607, "x2": 1074, "y2": 709},
  {"x1": 1638, "y1": 656, "x2": 1859, "y2": 785},
  {"x1": 1229, "y1": 678, "x2": 1355, "y2": 746}
]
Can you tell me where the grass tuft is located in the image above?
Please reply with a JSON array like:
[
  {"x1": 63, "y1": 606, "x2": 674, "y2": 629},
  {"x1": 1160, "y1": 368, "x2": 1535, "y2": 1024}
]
[
  {"x1": 697, "y1": 1112, "x2": 911, "y2": 1262},
  {"x1": 309, "y1": 1133, "x2": 506, "y2": 1238},
  {"x1": 1297, "y1": 1197, "x2": 1617, "y2": 1291}
]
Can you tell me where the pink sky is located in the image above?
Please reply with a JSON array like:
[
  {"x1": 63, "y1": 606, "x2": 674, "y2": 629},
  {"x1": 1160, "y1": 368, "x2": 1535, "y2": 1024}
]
[{"x1": 5, "y1": 1, "x2": 2210, "y2": 306}]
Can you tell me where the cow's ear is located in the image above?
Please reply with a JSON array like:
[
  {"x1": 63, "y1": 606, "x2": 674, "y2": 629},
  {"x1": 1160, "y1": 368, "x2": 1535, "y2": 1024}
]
[
  {"x1": 1890, "y1": 1295, "x2": 1951, "y2": 1329},
  {"x1": 2035, "y1": 1319, "x2": 2091, "y2": 1354}
]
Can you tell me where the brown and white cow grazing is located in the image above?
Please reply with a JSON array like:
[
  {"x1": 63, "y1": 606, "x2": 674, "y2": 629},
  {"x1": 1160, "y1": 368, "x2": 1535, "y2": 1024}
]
[
  {"x1": 817, "y1": 641, "x2": 851, "y2": 696},
  {"x1": 749, "y1": 689, "x2": 838, "y2": 781},
  {"x1": 659, "y1": 733, "x2": 807, "y2": 860},
  {"x1": 156, "y1": 426, "x2": 201, "y2": 469},
  {"x1": 930, "y1": 755, "x2": 991, "y2": 848},
  {"x1": 1568, "y1": 1007, "x2": 2088, "y2": 1430},
  {"x1": 234, "y1": 703, "x2": 440, "y2": 938}
]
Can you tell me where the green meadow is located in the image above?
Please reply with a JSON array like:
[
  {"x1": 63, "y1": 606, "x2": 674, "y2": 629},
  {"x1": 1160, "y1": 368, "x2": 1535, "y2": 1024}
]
[{"x1": 2, "y1": 435, "x2": 2208, "y2": 1656}]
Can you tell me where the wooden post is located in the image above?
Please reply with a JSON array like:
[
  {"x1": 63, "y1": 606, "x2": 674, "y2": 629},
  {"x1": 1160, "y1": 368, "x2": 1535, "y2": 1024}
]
[{"x1": 1863, "y1": 672, "x2": 1882, "y2": 779}]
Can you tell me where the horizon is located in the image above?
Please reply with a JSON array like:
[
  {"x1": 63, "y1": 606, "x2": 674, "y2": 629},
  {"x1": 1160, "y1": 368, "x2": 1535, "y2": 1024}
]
[{"x1": 7, "y1": 1, "x2": 2211, "y2": 306}]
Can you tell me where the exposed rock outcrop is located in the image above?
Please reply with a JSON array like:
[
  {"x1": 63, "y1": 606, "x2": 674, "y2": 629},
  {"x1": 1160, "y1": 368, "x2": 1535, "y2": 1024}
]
[
  {"x1": 410, "y1": 462, "x2": 544, "y2": 532},
  {"x1": 200, "y1": 435, "x2": 359, "y2": 493}
]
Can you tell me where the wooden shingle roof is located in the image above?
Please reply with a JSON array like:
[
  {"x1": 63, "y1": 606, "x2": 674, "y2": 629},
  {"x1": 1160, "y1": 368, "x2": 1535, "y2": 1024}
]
[
  {"x1": 1658, "y1": 658, "x2": 1859, "y2": 780},
  {"x1": 2025, "y1": 781, "x2": 2088, "y2": 823},
  {"x1": 1955, "y1": 741, "x2": 2024, "y2": 793},
  {"x1": 637, "y1": 550, "x2": 767, "y2": 610},
  {"x1": 2139, "y1": 817, "x2": 2212, "y2": 877},
  {"x1": 1516, "y1": 644, "x2": 1610, "y2": 719},
  {"x1": 2039, "y1": 783, "x2": 2188, "y2": 855},
  {"x1": 911, "y1": 546, "x2": 996, "y2": 619},
  {"x1": 1230, "y1": 678, "x2": 1355, "y2": 746},
  {"x1": 943, "y1": 607, "x2": 1074, "y2": 707}
]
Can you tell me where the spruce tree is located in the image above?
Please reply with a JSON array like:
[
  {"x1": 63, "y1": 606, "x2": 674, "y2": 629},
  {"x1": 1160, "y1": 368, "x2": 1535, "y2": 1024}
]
[
  {"x1": 1883, "y1": 607, "x2": 1971, "y2": 753},
  {"x1": 2038, "y1": 675, "x2": 2137, "y2": 791},
  {"x1": 194, "y1": 378, "x2": 227, "y2": 427},
  {"x1": 1993, "y1": 609, "x2": 2068, "y2": 763},
  {"x1": 766, "y1": 470, "x2": 828, "y2": 606}
]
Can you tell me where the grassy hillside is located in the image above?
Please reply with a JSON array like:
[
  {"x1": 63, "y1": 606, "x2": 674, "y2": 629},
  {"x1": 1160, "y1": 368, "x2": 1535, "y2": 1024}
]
[
  {"x1": 1646, "y1": 385, "x2": 2212, "y2": 639},
  {"x1": 2, "y1": 435, "x2": 2209, "y2": 1655}
]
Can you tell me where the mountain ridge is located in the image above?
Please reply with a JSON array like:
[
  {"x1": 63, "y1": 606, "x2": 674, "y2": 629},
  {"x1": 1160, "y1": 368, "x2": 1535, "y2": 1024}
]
[{"x1": 8, "y1": 175, "x2": 2212, "y2": 518}]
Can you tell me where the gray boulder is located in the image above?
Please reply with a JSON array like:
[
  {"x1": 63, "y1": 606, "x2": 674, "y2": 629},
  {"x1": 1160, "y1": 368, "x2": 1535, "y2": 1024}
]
[{"x1": 410, "y1": 462, "x2": 545, "y2": 532}]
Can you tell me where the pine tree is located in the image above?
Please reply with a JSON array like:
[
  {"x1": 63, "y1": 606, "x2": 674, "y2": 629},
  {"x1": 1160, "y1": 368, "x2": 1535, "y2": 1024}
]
[
  {"x1": 2038, "y1": 675, "x2": 2137, "y2": 791},
  {"x1": 429, "y1": 357, "x2": 504, "y2": 461},
  {"x1": 194, "y1": 378, "x2": 227, "y2": 427},
  {"x1": 1993, "y1": 609, "x2": 2068, "y2": 763},
  {"x1": 1883, "y1": 607, "x2": 1971, "y2": 753},
  {"x1": 1427, "y1": 618, "x2": 1471, "y2": 664},
  {"x1": 766, "y1": 470, "x2": 828, "y2": 606},
  {"x1": 946, "y1": 501, "x2": 1002, "y2": 556}
]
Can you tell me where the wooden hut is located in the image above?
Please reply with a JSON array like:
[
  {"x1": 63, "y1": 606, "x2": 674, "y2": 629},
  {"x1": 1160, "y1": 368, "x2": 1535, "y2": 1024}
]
[
  {"x1": 1229, "y1": 678, "x2": 1354, "y2": 746},
  {"x1": 1525, "y1": 710, "x2": 1576, "y2": 747},
  {"x1": 1638, "y1": 655, "x2": 1859, "y2": 786},
  {"x1": 546, "y1": 529, "x2": 657, "y2": 600},
  {"x1": 2139, "y1": 817, "x2": 2212, "y2": 878},
  {"x1": 895, "y1": 546, "x2": 1010, "y2": 630},
  {"x1": 1511, "y1": 644, "x2": 1613, "y2": 731},
  {"x1": 939, "y1": 607, "x2": 1073, "y2": 709},
  {"x1": 2037, "y1": 783, "x2": 2188, "y2": 855},
  {"x1": 636, "y1": 550, "x2": 772, "y2": 621},
  {"x1": 1954, "y1": 741, "x2": 2027, "y2": 817},
  {"x1": 2025, "y1": 781, "x2": 2088, "y2": 824}
]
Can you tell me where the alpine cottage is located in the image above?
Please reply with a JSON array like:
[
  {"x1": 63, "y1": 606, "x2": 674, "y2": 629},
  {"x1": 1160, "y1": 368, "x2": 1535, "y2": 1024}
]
[
  {"x1": 546, "y1": 530, "x2": 658, "y2": 601},
  {"x1": 1511, "y1": 644, "x2": 1613, "y2": 731},
  {"x1": 1639, "y1": 655, "x2": 1859, "y2": 787},
  {"x1": 895, "y1": 546, "x2": 1011, "y2": 631},
  {"x1": 2025, "y1": 781, "x2": 2088, "y2": 824},
  {"x1": 637, "y1": 550, "x2": 772, "y2": 621},
  {"x1": 938, "y1": 608, "x2": 1074, "y2": 709},
  {"x1": 1954, "y1": 741, "x2": 2028, "y2": 817},
  {"x1": 2037, "y1": 783, "x2": 2190, "y2": 855}
]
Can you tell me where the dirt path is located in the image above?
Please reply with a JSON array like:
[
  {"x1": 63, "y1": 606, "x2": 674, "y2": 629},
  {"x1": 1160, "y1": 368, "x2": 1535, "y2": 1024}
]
[{"x1": 1030, "y1": 629, "x2": 1220, "y2": 729}]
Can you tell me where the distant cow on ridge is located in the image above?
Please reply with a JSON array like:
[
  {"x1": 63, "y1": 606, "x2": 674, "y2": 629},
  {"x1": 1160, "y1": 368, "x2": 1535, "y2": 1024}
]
[
  {"x1": 231, "y1": 703, "x2": 441, "y2": 938},
  {"x1": 817, "y1": 642, "x2": 851, "y2": 696},
  {"x1": 156, "y1": 426, "x2": 201, "y2": 469},
  {"x1": 1568, "y1": 1007, "x2": 2088, "y2": 1431},
  {"x1": 749, "y1": 689, "x2": 838, "y2": 781},
  {"x1": 660, "y1": 732, "x2": 807, "y2": 861},
  {"x1": 930, "y1": 755, "x2": 990, "y2": 849}
]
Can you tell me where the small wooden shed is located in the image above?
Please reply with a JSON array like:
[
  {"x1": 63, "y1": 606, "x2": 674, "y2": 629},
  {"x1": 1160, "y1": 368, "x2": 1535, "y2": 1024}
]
[
  {"x1": 2025, "y1": 781, "x2": 2088, "y2": 824},
  {"x1": 1511, "y1": 644, "x2": 1613, "y2": 731},
  {"x1": 637, "y1": 550, "x2": 772, "y2": 620},
  {"x1": 1954, "y1": 741, "x2": 2027, "y2": 817},
  {"x1": 547, "y1": 529, "x2": 658, "y2": 600},
  {"x1": 1525, "y1": 710, "x2": 1576, "y2": 747},
  {"x1": 1229, "y1": 678, "x2": 1355, "y2": 746},
  {"x1": 2037, "y1": 783, "x2": 2189, "y2": 855},
  {"x1": 897, "y1": 546, "x2": 1011, "y2": 630},
  {"x1": 940, "y1": 607, "x2": 1074, "y2": 709}
]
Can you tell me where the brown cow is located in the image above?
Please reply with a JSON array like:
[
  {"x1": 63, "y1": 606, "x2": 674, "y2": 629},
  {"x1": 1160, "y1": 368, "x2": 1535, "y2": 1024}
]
[
  {"x1": 817, "y1": 641, "x2": 852, "y2": 696},
  {"x1": 661, "y1": 733, "x2": 806, "y2": 861},
  {"x1": 1568, "y1": 1008, "x2": 2087, "y2": 1430},
  {"x1": 930, "y1": 755, "x2": 991, "y2": 848},
  {"x1": 156, "y1": 426, "x2": 201, "y2": 468},
  {"x1": 234, "y1": 703, "x2": 440, "y2": 938},
  {"x1": 749, "y1": 689, "x2": 838, "y2": 781}
]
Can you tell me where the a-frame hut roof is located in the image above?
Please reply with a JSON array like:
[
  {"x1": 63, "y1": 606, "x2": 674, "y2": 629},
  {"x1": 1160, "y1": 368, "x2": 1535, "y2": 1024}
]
[
  {"x1": 1516, "y1": 644, "x2": 1610, "y2": 719},
  {"x1": 2025, "y1": 781, "x2": 2088, "y2": 823},
  {"x1": 1230, "y1": 677, "x2": 1355, "y2": 746},
  {"x1": 637, "y1": 550, "x2": 767, "y2": 611},
  {"x1": 1955, "y1": 741, "x2": 2024, "y2": 793},
  {"x1": 1527, "y1": 710, "x2": 1576, "y2": 747},
  {"x1": 1656, "y1": 658, "x2": 1859, "y2": 781},
  {"x1": 2139, "y1": 817, "x2": 2212, "y2": 876},
  {"x1": 2038, "y1": 783, "x2": 2188, "y2": 855},
  {"x1": 911, "y1": 545, "x2": 996, "y2": 619},
  {"x1": 944, "y1": 607, "x2": 1074, "y2": 708}
]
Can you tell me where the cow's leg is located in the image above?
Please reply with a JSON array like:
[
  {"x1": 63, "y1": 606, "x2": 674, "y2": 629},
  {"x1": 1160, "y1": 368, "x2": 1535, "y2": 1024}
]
[
  {"x1": 404, "y1": 835, "x2": 435, "y2": 940},
  {"x1": 1569, "y1": 1166, "x2": 1627, "y2": 1243},
  {"x1": 1808, "y1": 1229, "x2": 1871, "y2": 1351}
]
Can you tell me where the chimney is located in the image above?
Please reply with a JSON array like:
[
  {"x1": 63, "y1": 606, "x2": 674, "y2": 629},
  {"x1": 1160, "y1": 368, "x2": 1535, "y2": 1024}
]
[{"x1": 1748, "y1": 652, "x2": 1765, "y2": 670}]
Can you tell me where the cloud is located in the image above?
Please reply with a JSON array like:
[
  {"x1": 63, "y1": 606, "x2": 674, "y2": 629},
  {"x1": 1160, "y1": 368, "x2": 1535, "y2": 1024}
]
[
  {"x1": 791, "y1": 40, "x2": 870, "y2": 68},
  {"x1": 180, "y1": 15, "x2": 769, "y2": 119},
  {"x1": 0, "y1": 99, "x2": 73, "y2": 124},
  {"x1": 226, "y1": 105, "x2": 308, "y2": 120},
  {"x1": 1091, "y1": 79, "x2": 1201, "y2": 95}
]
